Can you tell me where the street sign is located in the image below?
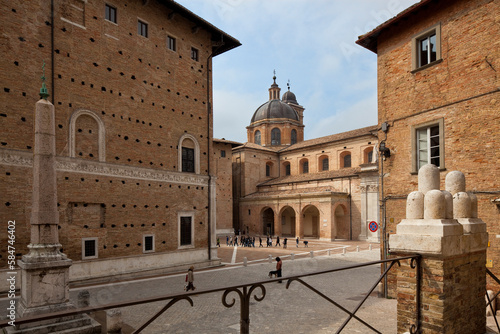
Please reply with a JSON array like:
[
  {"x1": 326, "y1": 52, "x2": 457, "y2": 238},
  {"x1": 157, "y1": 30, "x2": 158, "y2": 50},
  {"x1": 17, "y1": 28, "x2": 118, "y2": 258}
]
[{"x1": 369, "y1": 221, "x2": 378, "y2": 232}]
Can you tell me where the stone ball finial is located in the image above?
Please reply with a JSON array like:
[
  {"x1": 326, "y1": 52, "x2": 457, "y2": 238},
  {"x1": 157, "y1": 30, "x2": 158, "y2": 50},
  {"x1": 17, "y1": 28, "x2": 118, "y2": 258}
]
[
  {"x1": 453, "y1": 192, "x2": 471, "y2": 218},
  {"x1": 407, "y1": 191, "x2": 424, "y2": 219},
  {"x1": 442, "y1": 190, "x2": 453, "y2": 219},
  {"x1": 445, "y1": 171, "x2": 466, "y2": 195},
  {"x1": 424, "y1": 189, "x2": 446, "y2": 219},
  {"x1": 418, "y1": 164, "x2": 440, "y2": 194}
]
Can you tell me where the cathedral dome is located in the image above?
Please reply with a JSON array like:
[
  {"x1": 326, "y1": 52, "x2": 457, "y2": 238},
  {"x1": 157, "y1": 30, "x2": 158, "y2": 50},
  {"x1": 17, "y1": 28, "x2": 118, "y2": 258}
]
[
  {"x1": 250, "y1": 99, "x2": 299, "y2": 123},
  {"x1": 282, "y1": 90, "x2": 298, "y2": 105}
]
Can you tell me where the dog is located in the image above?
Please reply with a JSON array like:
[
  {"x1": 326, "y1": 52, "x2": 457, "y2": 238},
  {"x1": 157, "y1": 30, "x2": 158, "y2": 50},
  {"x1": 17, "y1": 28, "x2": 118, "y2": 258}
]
[{"x1": 268, "y1": 270, "x2": 278, "y2": 278}]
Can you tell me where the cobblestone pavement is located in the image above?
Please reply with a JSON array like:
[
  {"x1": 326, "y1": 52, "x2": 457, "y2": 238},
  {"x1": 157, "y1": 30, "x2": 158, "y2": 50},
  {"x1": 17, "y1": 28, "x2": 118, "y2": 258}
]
[{"x1": 69, "y1": 240, "x2": 402, "y2": 334}]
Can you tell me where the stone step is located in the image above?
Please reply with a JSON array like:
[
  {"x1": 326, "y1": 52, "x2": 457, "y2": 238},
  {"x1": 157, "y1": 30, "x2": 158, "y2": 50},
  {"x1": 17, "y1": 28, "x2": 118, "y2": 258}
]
[{"x1": 7, "y1": 316, "x2": 100, "y2": 334}]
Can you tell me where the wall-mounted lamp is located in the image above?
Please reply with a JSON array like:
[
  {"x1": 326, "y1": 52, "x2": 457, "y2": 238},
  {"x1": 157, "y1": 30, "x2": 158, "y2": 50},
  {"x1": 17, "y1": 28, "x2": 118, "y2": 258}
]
[{"x1": 379, "y1": 140, "x2": 391, "y2": 159}]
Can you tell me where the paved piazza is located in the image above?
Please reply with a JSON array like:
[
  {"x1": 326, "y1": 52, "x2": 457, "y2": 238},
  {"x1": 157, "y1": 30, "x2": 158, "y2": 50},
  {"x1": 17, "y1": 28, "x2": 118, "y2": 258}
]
[{"x1": 71, "y1": 240, "x2": 400, "y2": 334}]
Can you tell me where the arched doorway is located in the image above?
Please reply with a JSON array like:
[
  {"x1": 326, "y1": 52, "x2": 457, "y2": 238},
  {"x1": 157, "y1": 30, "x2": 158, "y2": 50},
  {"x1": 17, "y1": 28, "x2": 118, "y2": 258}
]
[
  {"x1": 280, "y1": 206, "x2": 296, "y2": 237},
  {"x1": 262, "y1": 208, "x2": 275, "y2": 235},
  {"x1": 302, "y1": 206, "x2": 320, "y2": 238},
  {"x1": 335, "y1": 204, "x2": 349, "y2": 239}
]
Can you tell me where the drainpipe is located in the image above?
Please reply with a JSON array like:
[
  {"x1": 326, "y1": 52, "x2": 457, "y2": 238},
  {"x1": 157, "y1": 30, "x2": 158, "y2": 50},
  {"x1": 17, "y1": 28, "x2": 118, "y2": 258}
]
[
  {"x1": 349, "y1": 177, "x2": 352, "y2": 240},
  {"x1": 206, "y1": 38, "x2": 224, "y2": 260},
  {"x1": 380, "y1": 146, "x2": 387, "y2": 298},
  {"x1": 51, "y1": 0, "x2": 54, "y2": 104}
]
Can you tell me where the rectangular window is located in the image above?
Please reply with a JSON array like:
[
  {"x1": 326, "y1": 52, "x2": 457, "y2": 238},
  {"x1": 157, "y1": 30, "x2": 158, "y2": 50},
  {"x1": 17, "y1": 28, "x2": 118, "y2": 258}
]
[
  {"x1": 266, "y1": 164, "x2": 270, "y2": 177},
  {"x1": 180, "y1": 216, "x2": 192, "y2": 246},
  {"x1": 419, "y1": 34, "x2": 436, "y2": 67},
  {"x1": 285, "y1": 164, "x2": 291, "y2": 176},
  {"x1": 138, "y1": 20, "x2": 148, "y2": 37},
  {"x1": 412, "y1": 24, "x2": 441, "y2": 71},
  {"x1": 105, "y1": 4, "x2": 117, "y2": 23},
  {"x1": 167, "y1": 36, "x2": 176, "y2": 51},
  {"x1": 143, "y1": 235, "x2": 154, "y2": 253},
  {"x1": 82, "y1": 238, "x2": 98, "y2": 259},
  {"x1": 182, "y1": 147, "x2": 195, "y2": 173},
  {"x1": 417, "y1": 125, "x2": 440, "y2": 169},
  {"x1": 220, "y1": 150, "x2": 226, "y2": 158},
  {"x1": 411, "y1": 118, "x2": 445, "y2": 173},
  {"x1": 191, "y1": 47, "x2": 199, "y2": 61}
]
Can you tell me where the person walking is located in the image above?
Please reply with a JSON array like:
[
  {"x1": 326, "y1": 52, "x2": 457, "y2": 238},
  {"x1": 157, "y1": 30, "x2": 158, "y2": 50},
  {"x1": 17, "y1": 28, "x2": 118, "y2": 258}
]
[
  {"x1": 234, "y1": 236, "x2": 238, "y2": 246},
  {"x1": 226, "y1": 235, "x2": 229, "y2": 246},
  {"x1": 268, "y1": 256, "x2": 283, "y2": 283},
  {"x1": 276, "y1": 257, "x2": 283, "y2": 283},
  {"x1": 185, "y1": 266, "x2": 196, "y2": 291},
  {"x1": 259, "y1": 236, "x2": 263, "y2": 247},
  {"x1": 283, "y1": 237, "x2": 287, "y2": 249},
  {"x1": 296, "y1": 236, "x2": 299, "y2": 248},
  {"x1": 276, "y1": 235, "x2": 281, "y2": 247}
]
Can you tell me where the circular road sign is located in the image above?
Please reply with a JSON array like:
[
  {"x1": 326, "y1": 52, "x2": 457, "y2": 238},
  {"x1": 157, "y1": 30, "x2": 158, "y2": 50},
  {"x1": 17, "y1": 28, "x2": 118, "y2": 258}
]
[{"x1": 369, "y1": 221, "x2": 378, "y2": 232}]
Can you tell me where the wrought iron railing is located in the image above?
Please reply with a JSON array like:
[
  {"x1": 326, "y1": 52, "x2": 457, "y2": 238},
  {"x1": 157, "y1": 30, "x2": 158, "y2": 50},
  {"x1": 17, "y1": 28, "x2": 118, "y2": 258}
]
[
  {"x1": 486, "y1": 268, "x2": 500, "y2": 332},
  {"x1": 0, "y1": 255, "x2": 421, "y2": 334}
]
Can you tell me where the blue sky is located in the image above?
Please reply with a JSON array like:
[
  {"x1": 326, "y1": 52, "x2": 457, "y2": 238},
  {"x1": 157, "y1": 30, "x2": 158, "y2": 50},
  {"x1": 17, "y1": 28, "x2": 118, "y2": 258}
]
[{"x1": 175, "y1": 0, "x2": 420, "y2": 143}]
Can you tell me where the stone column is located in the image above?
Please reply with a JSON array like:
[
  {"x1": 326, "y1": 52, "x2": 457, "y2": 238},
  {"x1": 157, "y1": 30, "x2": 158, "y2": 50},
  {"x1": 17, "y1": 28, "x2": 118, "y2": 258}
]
[{"x1": 389, "y1": 164, "x2": 487, "y2": 334}]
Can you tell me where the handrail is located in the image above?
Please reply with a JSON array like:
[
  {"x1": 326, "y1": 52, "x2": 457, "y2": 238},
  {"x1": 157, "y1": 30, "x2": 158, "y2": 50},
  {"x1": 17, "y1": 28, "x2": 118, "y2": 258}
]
[{"x1": 0, "y1": 255, "x2": 421, "y2": 333}]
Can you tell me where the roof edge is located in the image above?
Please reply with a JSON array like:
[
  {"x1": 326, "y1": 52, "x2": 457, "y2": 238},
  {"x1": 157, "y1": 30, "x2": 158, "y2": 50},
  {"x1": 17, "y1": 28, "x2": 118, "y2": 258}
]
[
  {"x1": 160, "y1": 0, "x2": 241, "y2": 56},
  {"x1": 355, "y1": 0, "x2": 433, "y2": 53}
]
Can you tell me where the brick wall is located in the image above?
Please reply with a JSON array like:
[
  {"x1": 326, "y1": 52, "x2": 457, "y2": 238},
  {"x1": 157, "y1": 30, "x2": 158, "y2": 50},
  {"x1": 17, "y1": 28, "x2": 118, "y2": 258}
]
[
  {"x1": 372, "y1": 0, "x2": 500, "y2": 294},
  {"x1": 0, "y1": 0, "x2": 231, "y2": 268}
]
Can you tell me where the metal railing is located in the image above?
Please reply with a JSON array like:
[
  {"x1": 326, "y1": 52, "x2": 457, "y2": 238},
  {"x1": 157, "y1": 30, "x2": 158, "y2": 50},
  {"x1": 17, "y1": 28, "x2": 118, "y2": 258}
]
[
  {"x1": 487, "y1": 268, "x2": 500, "y2": 332},
  {"x1": 0, "y1": 255, "x2": 421, "y2": 334}
]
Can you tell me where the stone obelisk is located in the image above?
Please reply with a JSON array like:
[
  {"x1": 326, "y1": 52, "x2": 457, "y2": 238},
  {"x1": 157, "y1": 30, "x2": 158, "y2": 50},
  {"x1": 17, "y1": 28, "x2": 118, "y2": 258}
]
[
  {"x1": 10, "y1": 64, "x2": 100, "y2": 333},
  {"x1": 17, "y1": 63, "x2": 74, "y2": 318}
]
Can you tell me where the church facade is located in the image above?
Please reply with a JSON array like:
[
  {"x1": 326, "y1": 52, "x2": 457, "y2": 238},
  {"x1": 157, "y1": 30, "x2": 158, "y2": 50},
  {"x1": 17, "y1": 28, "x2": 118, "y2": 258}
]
[{"x1": 232, "y1": 77, "x2": 380, "y2": 241}]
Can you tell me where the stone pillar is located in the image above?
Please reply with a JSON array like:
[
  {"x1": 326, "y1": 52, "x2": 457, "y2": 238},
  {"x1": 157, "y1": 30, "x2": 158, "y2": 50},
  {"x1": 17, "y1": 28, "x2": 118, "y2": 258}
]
[
  {"x1": 389, "y1": 164, "x2": 487, "y2": 334},
  {"x1": 274, "y1": 210, "x2": 282, "y2": 237},
  {"x1": 11, "y1": 98, "x2": 100, "y2": 332},
  {"x1": 210, "y1": 177, "x2": 218, "y2": 260}
]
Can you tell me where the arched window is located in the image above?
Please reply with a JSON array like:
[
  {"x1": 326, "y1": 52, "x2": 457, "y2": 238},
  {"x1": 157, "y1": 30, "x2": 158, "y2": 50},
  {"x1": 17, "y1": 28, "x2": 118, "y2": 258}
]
[
  {"x1": 291, "y1": 129, "x2": 297, "y2": 145},
  {"x1": 271, "y1": 128, "x2": 281, "y2": 146},
  {"x1": 340, "y1": 152, "x2": 351, "y2": 168},
  {"x1": 254, "y1": 130, "x2": 261, "y2": 145},
  {"x1": 178, "y1": 134, "x2": 200, "y2": 174},
  {"x1": 284, "y1": 162, "x2": 291, "y2": 176},
  {"x1": 265, "y1": 162, "x2": 273, "y2": 177},
  {"x1": 69, "y1": 110, "x2": 106, "y2": 162},
  {"x1": 322, "y1": 157, "x2": 329, "y2": 171},
  {"x1": 300, "y1": 158, "x2": 309, "y2": 174}
]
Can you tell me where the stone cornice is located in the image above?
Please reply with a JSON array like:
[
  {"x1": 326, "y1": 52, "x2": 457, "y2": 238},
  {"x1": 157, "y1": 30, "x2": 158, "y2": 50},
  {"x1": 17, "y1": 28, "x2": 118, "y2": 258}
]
[
  {"x1": 0, "y1": 149, "x2": 209, "y2": 186},
  {"x1": 240, "y1": 191, "x2": 348, "y2": 204}
]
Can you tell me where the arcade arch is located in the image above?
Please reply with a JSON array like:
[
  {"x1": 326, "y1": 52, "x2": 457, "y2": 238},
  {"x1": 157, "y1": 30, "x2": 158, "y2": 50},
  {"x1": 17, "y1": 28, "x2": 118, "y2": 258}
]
[
  {"x1": 262, "y1": 207, "x2": 275, "y2": 235},
  {"x1": 302, "y1": 205, "x2": 319, "y2": 238},
  {"x1": 334, "y1": 204, "x2": 349, "y2": 239},
  {"x1": 280, "y1": 206, "x2": 296, "y2": 236}
]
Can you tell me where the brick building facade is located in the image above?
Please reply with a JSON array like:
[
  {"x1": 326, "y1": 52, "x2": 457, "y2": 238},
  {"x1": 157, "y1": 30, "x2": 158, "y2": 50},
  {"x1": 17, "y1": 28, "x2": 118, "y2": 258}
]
[
  {"x1": 232, "y1": 78, "x2": 380, "y2": 241},
  {"x1": 0, "y1": 0, "x2": 240, "y2": 289},
  {"x1": 357, "y1": 0, "x2": 499, "y2": 294}
]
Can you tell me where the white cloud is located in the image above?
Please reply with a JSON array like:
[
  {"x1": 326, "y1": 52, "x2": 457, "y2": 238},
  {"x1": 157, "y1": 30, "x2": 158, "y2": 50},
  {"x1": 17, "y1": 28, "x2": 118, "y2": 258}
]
[{"x1": 175, "y1": 0, "x2": 419, "y2": 142}]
